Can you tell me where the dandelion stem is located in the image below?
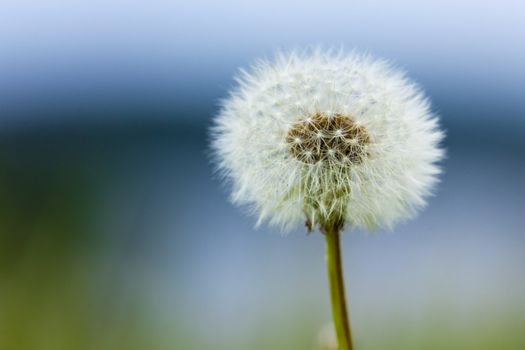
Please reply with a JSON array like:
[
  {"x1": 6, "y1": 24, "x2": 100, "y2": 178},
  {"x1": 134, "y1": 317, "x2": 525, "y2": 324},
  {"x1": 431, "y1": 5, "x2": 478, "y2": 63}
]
[{"x1": 324, "y1": 224, "x2": 353, "y2": 350}]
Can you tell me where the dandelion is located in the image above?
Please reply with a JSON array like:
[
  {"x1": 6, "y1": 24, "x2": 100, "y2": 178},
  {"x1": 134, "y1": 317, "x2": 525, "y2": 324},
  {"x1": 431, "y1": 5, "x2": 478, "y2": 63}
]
[{"x1": 211, "y1": 49, "x2": 444, "y2": 349}]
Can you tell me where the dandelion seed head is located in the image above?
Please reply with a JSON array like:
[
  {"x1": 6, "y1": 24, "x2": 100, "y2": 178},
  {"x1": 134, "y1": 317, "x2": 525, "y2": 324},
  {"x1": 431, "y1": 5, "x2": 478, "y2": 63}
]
[{"x1": 211, "y1": 48, "x2": 444, "y2": 232}]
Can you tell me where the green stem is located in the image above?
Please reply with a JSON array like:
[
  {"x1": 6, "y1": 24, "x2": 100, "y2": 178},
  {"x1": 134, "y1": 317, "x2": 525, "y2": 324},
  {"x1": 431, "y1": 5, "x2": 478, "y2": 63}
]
[{"x1": 324, "y1": 224, "x2": 353, "y2": 350}]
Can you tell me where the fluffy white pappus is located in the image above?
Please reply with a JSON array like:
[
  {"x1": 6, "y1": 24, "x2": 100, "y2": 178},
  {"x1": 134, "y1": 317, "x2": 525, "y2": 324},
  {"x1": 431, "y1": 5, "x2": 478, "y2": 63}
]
[{"x1": 211, "y1": 49, "x2": 444, "y2": 232}]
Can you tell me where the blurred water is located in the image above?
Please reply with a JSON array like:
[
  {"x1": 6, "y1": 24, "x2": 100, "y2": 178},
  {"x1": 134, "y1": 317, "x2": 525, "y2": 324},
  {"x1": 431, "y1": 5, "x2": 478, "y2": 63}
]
[{"x1": 1, "y1": 114, "x2": 524, "y2": 349}]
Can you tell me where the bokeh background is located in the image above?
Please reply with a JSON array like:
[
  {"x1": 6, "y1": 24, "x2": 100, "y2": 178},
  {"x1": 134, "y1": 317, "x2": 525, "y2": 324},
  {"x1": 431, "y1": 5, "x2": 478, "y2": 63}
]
[{"x1": 1, "y1": 1, "x2": 524, "y2": 349}]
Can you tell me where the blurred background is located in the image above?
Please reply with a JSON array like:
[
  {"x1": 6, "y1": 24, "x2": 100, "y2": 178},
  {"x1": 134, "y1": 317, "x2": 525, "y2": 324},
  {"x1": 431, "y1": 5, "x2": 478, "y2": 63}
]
[{"x1": 1, "y1": 1, "x2": 524, "y2": 349}]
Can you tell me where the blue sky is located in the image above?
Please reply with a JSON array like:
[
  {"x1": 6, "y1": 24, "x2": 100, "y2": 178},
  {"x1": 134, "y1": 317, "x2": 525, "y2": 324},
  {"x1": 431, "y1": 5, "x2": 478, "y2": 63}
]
[{"x1": 1, "y1": 0, "x2": 524, "y2": 126}]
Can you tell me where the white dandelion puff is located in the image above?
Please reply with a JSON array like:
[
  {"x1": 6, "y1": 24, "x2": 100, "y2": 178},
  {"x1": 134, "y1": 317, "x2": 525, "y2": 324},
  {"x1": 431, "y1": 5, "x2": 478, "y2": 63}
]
[{"x1": 211, "y1": 49, "x2": 444, "y2": 232}]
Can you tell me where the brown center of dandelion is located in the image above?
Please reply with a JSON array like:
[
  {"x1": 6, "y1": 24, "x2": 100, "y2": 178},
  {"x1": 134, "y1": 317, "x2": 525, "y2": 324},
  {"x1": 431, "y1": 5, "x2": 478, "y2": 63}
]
[{"x1": 286, "y1": 112, "x2": 371, "y2": 165}]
